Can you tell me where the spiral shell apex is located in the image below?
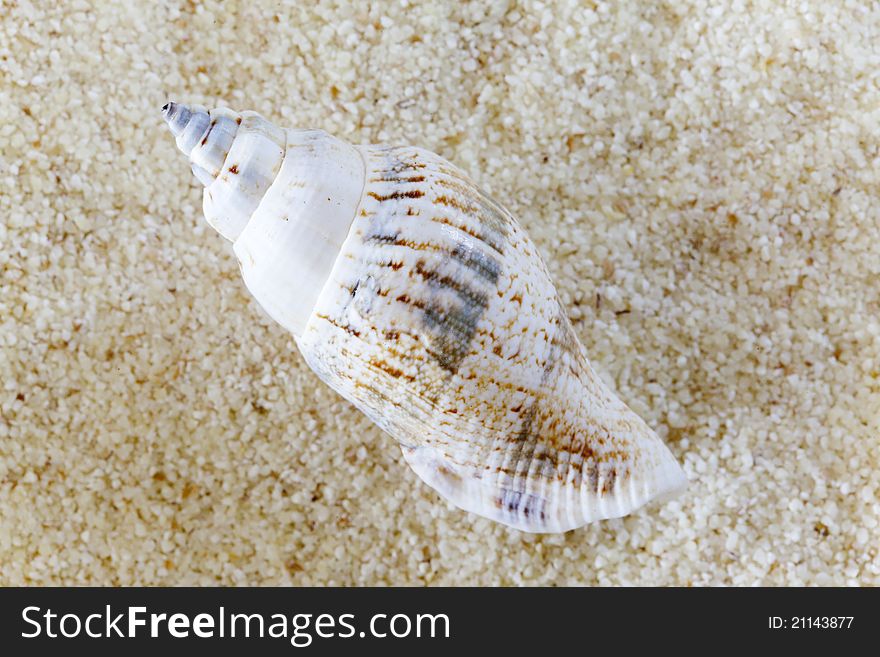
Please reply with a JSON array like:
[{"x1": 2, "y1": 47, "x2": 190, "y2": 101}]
[{"x1": 162, "y1": 102, "x2": 687, "y2": 532}]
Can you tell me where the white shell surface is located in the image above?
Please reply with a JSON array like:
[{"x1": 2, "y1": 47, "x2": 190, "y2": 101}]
[
  {"x1": 294, "y1": 145, "x2": 687, "y2": 532},
  {"x1": 233, "y1": 130, "x2": 365, "y2": 338},
  {"x1": 203, "y1": 111, "x2": 286, "y2": 242}
]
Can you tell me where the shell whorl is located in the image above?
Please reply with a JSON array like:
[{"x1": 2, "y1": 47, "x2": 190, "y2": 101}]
[
  {"x1": 163, "y1": 103, "x2": 687, "y2": 532},
  {"x1": 164, "y1": 102, "x2": 286, "y2": 242},
  {"x1": 163, "y1": 102, "x2": 238, "y2": 187}
]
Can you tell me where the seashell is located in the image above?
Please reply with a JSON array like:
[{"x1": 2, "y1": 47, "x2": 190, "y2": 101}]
[{"x1": 162, "y1": 102, "x2": 687, "y2": 532}]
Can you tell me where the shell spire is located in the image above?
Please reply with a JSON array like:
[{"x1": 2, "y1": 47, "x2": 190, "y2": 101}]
[
  {"x1": 162, "y1": 101, "x2": 285, "y2": 242},
  {"x1": 162, "y1": 103, "x2": 688, "y2": 533},
  {"x1": 163, "y1": 102, "x2": 232, "y2": 185}
]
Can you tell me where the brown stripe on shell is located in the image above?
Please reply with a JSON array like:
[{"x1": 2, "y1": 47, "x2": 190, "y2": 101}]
[
  {"x1": 370, "y1": 175, "x2": 426, "y2": 183},
  {"x1": 433, "y1": 193, "x2": 479, "y2": 215},
  {"x1": 199, "y1": 119, "x2": 216, "y2": 146},
  {"x1": 315, "y1": 313, "x2": 361, "y2": 338},
  {"x1": 368, "y1": 357, "x2": 416, "y2": 383},
  {"x1": 367, "y1": 189, "x2": 425, "y2": 202},
  {"x1": 355, "y1": 147, "x2": 509, "y2": 375}
]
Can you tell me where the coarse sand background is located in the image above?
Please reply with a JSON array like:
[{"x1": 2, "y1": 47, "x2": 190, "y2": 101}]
[{"x1": 2, "y1": 0, "x2": 879, "y2": 585}]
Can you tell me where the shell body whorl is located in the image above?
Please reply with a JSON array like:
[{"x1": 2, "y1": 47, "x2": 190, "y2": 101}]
[
  {"x1": 164, "y1": 103, "x2": 687, "y2": 532},
  {"x1": 296, "y1": 145, "x2": 686, "y2": 532}
]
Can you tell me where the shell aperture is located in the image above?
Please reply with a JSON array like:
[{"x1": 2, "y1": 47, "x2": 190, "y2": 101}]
[{"x1": 163, "y1": 102, "x2": 687, "y2": 532}]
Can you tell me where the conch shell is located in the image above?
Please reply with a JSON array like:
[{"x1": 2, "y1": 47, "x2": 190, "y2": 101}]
[{"x1": 162, "y1": 102, "x2": 687, "y2": 532}]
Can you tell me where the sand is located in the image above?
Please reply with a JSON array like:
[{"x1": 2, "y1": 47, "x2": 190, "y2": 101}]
[{"x1": 1, "y1": 0, "x2": 878, "y2": 585}]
